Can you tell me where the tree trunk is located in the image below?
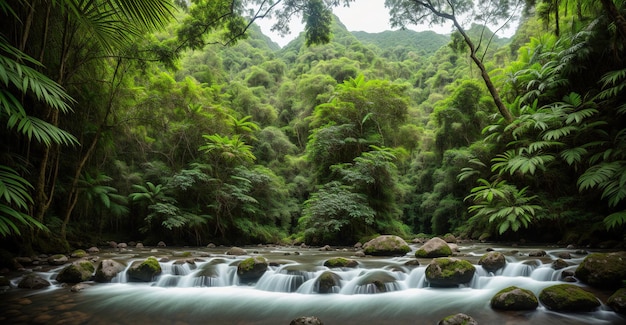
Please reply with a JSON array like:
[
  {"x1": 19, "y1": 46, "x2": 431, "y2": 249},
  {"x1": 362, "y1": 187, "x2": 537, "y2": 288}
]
[
  {"x1": 452, "y1": 20, "x2": 514, "y2": 123},
  {"x1": 600, "y1": 0, "x2": 626, "y2": 42}
]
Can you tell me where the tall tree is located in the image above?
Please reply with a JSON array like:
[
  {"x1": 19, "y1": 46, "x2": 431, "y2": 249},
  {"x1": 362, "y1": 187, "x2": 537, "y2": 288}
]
[{"x1": 384, "y1": 0, "x2": 518, "y2": 122}]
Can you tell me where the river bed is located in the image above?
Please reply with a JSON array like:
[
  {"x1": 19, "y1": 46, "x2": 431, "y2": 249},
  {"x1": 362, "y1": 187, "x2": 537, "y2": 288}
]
[{"x1": 1, "y1": 243, "x2": 624, "y2": 324}]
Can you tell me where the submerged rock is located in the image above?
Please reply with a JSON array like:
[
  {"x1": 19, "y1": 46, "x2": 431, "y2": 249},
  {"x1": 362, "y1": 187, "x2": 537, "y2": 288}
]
[
  {"x1": 363, "y1": 235, "x2": 410, "y2": 256},
  {"x1": 478, "y1": 251, "x2": 506, "y2": 273},
  {"x1": 608, "y1": 288, "x2": 626, "y2": 314},
  {"x1": 491, "y1": 286, "x2": 538, "y2": 310},
  {"x1": 316, "y1": 271, "x2": 341, "y2": 294},
  {"x1": 237, "y1": 256, "x2": 268, "y2": 283},
  {"x1": 94, "y1": 259, "x2": 126, "y2": 282},
  {"x1": 425, "y1": 257, "x2": 475, "y2": 287},
  {"x1": 56, "y1": 260, "x2": 94, "y2": 283},
  {"x1": 575, "y1": 252, "x2": 626, "y2": 288},
  {"x1": 539, "y1": 284, "x2": 600, "y2": 311},
  {"x1": 18, "y1": 273, "x2": 50, "y2": 289},
  {"x1": 354, "y1": 270, "x2": 398, "y2": 294},
  {"x1": 290, "y1": 316, "x2": 323, "y2": 325},
  {"x1": 128, "y1": 257, "x2": 162, "y2": 282},
  {"x1": 415, "y1": 237, "x2": 452, "y2": 258},
  {"x1": 438, "y1": 313, "x2": 477, "y2": 325}
]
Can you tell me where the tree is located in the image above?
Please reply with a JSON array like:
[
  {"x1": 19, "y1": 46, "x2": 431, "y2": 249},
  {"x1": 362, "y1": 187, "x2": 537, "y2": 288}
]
[{"x1": 385, "y1": 0, "x2": 518, "y2": 122}]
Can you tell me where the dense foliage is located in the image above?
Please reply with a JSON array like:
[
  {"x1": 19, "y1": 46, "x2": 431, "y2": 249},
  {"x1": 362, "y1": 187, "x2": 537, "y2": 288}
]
[{"x1": 1, "y1": 0, "x2": 625, "y2": 252}]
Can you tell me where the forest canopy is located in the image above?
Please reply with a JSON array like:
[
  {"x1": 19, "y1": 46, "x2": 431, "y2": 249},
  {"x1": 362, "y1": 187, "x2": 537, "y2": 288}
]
[{"x1": 1, "y1": 0, "x2": 625, "y2": 253}]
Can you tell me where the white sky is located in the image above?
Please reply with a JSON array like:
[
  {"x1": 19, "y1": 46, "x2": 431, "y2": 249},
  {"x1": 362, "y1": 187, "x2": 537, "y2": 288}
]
[{"x1": 255, "y1": 1, "x2": 519, "y2": 47}]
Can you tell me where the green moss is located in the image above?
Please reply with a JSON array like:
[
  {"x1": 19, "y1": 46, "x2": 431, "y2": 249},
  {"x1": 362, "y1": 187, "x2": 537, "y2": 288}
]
[
  {"x1": 71, "y1": 249, "x2": 87, "y2": 258},
  {"x1": 491, "y1": 286, "x2": 538, "y2": 310},
  {"x1": 539, "y1": 284, "x2": 600, "y2": 311},
  {"x1": 79, "y1": 261, "x2": 95, "y2": 273},
  {"x1": 415, "y1": 245, "x2": 452, "y2": 258},
  {"x1": 238, "y1": 256, "x2": 266, "y2": 272},
  {"x1": 324, "y1": 257, "x2": 356, "y2": 268}
]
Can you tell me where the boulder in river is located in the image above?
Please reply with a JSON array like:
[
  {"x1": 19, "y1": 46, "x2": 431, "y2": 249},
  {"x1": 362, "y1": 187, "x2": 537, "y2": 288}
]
[
  {"x1": 437, "y1": 313, "x2": 477, "y2": 325},
  {"x1": 227, "y1": 246, "x2": 247, "y2": 256},
  {"x1": 47, "y1": 254, "x2": 68, "y2": 265},
  {"x1": 478, "y1": 251, "x2": 506, "y2": 273},
  {"x1": 316, "y1": 271, "x2": 341, "y2": 294},
  {"x1": 56, "y1": 260, "x2": 95, "y2": 283},
  {"x1": 491, "y1": 286, "x2": 538, "y2": 310},
  {"x1": 425, "y1": 257, "x2": 475, "y2": 287},
  {"x1": 128, "y1": 256, "x2": 162, "y2": 282},
  {"x1": 323, "y1": 257, "x2": 358, "y2": 268},
  {"x1": 363, "y1": 235, "x2": 410, "y2": 256},
  {"x1": 539, "y1": 284, "x2": 600, "y2": 311},
  {"x1": 18, "y1": 273, "x2": 50, "y2": 289},
  {"x1": 415, "y1": 237, "x2": 452, "y2": 258},
  {"x1": 354, "y1": 270, "x2": 398, "y2": 294},
  {"x1": 575, "y1": 252, "x2": 626, "y2": 288},
  {"x1": 608, "y1": 288, "x2": 626, "y2": 314},
  {"x1": 94, "y1": 259, "x2": 126, "y2": 282},
  {"x1": 237, "y1": 256, "x2": 268, "y2": 283}
]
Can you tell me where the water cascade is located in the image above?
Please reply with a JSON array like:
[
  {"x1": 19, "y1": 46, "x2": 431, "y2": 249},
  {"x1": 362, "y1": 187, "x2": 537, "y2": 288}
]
[{"x1": 2, "y1": 245, "x2": 624, "y2": 325}]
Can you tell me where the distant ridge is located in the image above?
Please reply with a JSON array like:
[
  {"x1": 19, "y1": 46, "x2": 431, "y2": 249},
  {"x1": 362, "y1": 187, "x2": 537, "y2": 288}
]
[{"x1": 352, "y1": 29, "x2": 449, "y2": 57}]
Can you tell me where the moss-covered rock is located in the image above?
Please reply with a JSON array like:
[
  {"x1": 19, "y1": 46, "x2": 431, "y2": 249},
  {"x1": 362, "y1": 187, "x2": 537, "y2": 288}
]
[
  {"x1": 323, "y1": 257, "x2": 358, "y2": 268},
  {"x1": 479, "y1": 251, "x2": 506, "y2": 273},
  {"x1": 362, "y1": 235, "x2": 410, "y2": 256},
  {"x1": 18, "y1": 274, "x2": 50, "y2": 289},
  {"x1": 608, "y1": 288, "x2": 626, "y2": 314},
  {"x1": 128, "y1": 257, "x2": 162, "y2": 282},
  {"x1": 316, "y1": 271, "x2": 341, "y2": 294},
  {"x1": 491, "y1": 286, "x2": 538, "y2": 310},
  {"x1": 237, "y1": 256, "x2": 268, "y2": 283},
  {"x1": 425, "y1": 257, "x2": 475, "y2": 287},
  {"x1": 48, "y1": 254, "x2": 69, "y2": 265},
  {"x1": 415, "y1": 237, "x2": 452, "y2": 258},
  {"x1": 70, "y1": 249, "x2": 88, "y2": 258},
  {"x1": 437, "y1": 313, "x2": 477, "y2": 325},
  {"x1": 94, "y1": 259, "x2": 126, "y2": 282},
  {"x1": 539, "y1": 284, "x2": 600, "y2": 311},
  {"x1": 56, "y1": 260, "x2": 95, "y2": 283},
  {"x1": 575, "y1": 252, "x2": 626, "y2": 288}
]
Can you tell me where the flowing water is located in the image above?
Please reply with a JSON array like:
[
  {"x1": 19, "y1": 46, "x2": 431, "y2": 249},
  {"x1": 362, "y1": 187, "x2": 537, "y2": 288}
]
[{"x1": 1, "y1": 243, "x2": 624, "y2": 324}]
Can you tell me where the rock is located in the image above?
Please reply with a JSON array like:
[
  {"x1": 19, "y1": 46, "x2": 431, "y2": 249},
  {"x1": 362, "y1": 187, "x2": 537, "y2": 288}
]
[
  {"x1": 70, "y1": 249, "x2": 88, "y2": 258},
  {"x1": 87, "y1": 247, "x2": 99, "y2": 254},
  {"x1": 237, "y1": 256, "x2": 268, "y2": 283},
  {"x1": 290, "y1": 316, "x2": 324, "y2": 325},
  {"x1": 316, "y1": 271, "x2": 341, "y2": 294},
  {"x1": 128, "y1": 257, "x2": 162, "y2": 282},
  {"x1": 94, "y1": 259, "x2": 126, "y2": 282},
  {"x1": 442, "y1": 233, "x2": 457, "y2": 243},
  {"x1": 363, "y1": 235, "x2": 410, "y2": 256},
  {"x1": 300, "y1": 243, "x2": 308, "y2": 249},
  {"x1": 227, "y1": 247, "x2": 247, "y2": 256},
  {"x1": 415, "y1": 237, "x2": 452, "y2": 258},
  {"x1": 425, "y1": 257, "x2": 476, "y2": 287},
  {"x1": 15, "y1": 256, "x2": 33, "y2": 265},
  {"x1": 539, "y1": 284, "x2": 601, "y2": 311},
  {"x1": 56, "y1": 260, "x2": 95, "y2": 283},
  {"x1": 558, "y1": 252, "x2": 572, "y2": 259},
  {"x1": 448, "y1": 243, "x2": 460, "y2": 252},
  {"x1": 319, "y1": 245, "x2": 332, "y2": 251},
  {"x1": 552, "y1": 259, "x2": 569, "y2": 270},
  {"x1": 354, "y1": 250, "x2": 365, "y2": 257},
  {"x1": 117, "y1": 242, "x2": 128, "y2": 249},
  {"x1": 354, "y1": 242, "x2": 362, "y2": 249},
  {"x1": 575, "y1": 252, "x2": 626, "y2": 288},
  {"x1": 528, "y1": 250, "x2": 546, "y2": 257},
  {"x1": 206, "y1": 243, "x2": 216, "y2": 248},
  {"x1": 404, "y1": 259, "x2": 420, "y2": 268},
  {"x1": 478, "y1": 252, "x2": 506, "y2": 273},
  {"x1": 70, "y1": 283, "x2": 90, "y2": 292},
  {"x1": 323, "y1": 257, "x2": 358, "y2": 268},
  {"x1": 566, "y1": 244, "x2": 576, "y2": 249},
  {"x1": 437, "y1": 313, "x2": 477, "y2": 325},
  {"x1": 48, "y1": 254, "x2": 68, "y2": 265},
  {"x1": 135, "y1": 243, "x2": 144, "y2": 249},
  {"x1": 608, "y1": 288, "x2": 626, "y2": 314},
  {"x1": 157, "y1": 241, "x2": 166, "y2": 247},
  {"x1": 18, "y1": 274, "x2": 51, "y2": 289},
  {"x1": 575, "y1": 249, "x2": 588, "y2": 255},
  {"x1": 491, "y1": 286, "x2": 538, "y2": 310},
  {"x1": 108, "y1": 241, "x2": 117, "y2": 248}
]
